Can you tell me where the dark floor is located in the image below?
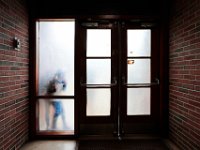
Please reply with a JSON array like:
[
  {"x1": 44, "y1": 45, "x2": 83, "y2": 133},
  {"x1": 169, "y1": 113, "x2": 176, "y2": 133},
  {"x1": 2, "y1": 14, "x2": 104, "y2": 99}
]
[
  {"x1": 78, "y1": 139, "x2": 169, "y2": 150},
  {"x1": 20, "y1": 138, "x2": 179, "y2": 150}
]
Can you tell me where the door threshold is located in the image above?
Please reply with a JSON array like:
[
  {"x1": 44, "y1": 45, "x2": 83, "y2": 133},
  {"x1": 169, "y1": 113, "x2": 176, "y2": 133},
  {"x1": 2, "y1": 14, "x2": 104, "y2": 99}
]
[
  {"x1": 78, "y1": 134, "x2": 162, "y2": 140},
  {"x1": 78, "y1": 135, "x2": 180, "y2": 150}
]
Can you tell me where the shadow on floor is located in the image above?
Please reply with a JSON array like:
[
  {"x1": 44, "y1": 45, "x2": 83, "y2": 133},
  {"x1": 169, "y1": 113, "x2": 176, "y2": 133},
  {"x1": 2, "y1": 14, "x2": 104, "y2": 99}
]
[{"x1": 78, "y1": 139, "x2": 169, "y2": 150}]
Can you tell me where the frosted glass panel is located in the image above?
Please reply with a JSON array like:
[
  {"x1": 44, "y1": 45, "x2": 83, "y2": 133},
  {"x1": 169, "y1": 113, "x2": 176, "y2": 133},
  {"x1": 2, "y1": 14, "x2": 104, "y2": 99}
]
[
  {"x1": 128, "y1": 59, "x2": 150, "y2": 83},
  {"x1": 87, "y1": 59, "x2": 111, "y2": 84},
  {"x1": 38, "y1": 21, "x2": 75, "y2": 96},
  {"x1": 128, "y1": 30, "x2": 151, "y2": 57},
  {"x1": 87, "y1": 29, "x2": 111, "y2": 57},
  {"x1": 39, "y1": 99, "x2": 74, "y2": 132},
  {"x1": 127, "y1": 88, "x2": 150, "y2": 115},
  {"x1": 87, "y1": 89, "x2": 111, "y2": 116}
]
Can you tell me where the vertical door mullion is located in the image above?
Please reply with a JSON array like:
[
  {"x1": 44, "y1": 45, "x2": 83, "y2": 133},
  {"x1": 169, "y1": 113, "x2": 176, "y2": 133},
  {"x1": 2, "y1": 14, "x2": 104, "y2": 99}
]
[{"x1": 118, "y1": 22, "x2": 127, "y2": 136}]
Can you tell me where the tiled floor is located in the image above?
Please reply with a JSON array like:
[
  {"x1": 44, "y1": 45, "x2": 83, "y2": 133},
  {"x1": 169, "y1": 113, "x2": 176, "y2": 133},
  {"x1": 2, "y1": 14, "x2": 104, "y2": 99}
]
[{"x1": 20, "y1": 140, "x2": 77, "y2": 150}]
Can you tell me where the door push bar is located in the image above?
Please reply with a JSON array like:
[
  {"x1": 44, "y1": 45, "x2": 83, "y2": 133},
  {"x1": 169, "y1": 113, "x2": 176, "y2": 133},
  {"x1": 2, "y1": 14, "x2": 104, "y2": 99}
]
[
  {"x1": 122, "y1": 77, "x2": 160, "y2": 87},
  {"x1": 80, "y1": 77, "x2": 117, "y2": 88}
]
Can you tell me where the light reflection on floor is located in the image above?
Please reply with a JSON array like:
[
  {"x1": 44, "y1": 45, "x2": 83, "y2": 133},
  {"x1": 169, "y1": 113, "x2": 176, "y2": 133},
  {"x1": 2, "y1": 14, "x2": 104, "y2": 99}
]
[{"x1": 20, "y1": 140, "x2": 77, "y2": 150}]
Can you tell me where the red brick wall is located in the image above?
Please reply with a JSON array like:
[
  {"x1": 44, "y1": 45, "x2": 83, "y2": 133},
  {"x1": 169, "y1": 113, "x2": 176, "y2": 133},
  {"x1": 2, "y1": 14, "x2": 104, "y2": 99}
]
[
  {"x1": 0, "y1": 0, "x2": 29, "y2": 149},
  {"x1": 169, "y1": 0, "x2": 200, "y2": 149}
]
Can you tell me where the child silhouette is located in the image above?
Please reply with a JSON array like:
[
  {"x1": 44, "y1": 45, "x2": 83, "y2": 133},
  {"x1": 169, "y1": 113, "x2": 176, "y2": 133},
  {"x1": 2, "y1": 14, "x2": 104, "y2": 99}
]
[{"x1": 45, "y1": 71, "x2": 67, "y2": 130}]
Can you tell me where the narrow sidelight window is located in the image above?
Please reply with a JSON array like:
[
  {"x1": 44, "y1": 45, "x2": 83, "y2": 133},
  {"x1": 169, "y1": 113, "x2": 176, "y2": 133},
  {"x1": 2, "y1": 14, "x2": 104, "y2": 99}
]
[{"x1": 36, "y1": 20, "x2": 75, "y2": 134}]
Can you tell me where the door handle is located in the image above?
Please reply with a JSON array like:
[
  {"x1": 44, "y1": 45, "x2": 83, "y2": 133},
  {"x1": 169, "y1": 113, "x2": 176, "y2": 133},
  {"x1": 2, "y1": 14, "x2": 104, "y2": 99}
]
[
  {"x1": 122, "y1": 77, "x2": 159, "y2": 87},
  {"x1": 80, "y1": 77, "x2": 117, "y2": 88}
]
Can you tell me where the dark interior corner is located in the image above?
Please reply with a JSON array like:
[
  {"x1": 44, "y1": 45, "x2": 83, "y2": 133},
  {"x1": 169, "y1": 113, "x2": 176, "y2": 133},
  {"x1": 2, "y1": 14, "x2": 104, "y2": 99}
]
[
  {"x1": 0, "y1": 0, "x2": 199, "y2": 149},
  {"x1": 27, "y1": 0, "x2": 161, "y2": 16}
]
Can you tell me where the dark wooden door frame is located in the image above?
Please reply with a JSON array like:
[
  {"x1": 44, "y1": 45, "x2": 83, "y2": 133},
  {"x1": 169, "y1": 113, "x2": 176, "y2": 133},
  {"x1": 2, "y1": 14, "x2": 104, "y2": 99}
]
[
  {"x1": 29, "y1": 15, "x2": 168, "y2": 139},
  {"x1": 76, "y1": 18, "x2": 165, "y2": 137}
]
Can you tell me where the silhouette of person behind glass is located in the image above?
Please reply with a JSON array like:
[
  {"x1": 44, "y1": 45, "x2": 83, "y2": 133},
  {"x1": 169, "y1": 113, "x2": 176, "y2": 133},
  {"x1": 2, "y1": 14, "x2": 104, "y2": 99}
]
[{"x1": 46, "y1": 71, "x2": 67, "y2": 130}]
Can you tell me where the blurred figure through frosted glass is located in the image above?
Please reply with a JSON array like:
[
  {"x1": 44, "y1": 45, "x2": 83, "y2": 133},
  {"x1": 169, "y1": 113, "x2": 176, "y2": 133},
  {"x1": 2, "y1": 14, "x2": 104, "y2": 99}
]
[
  {"x1": 37, "y1": 21, "x2": 75, "y2": 95},
  {"x1": 39, "y1": 99, "x2": 74, "y2": 131},
  {"x1": 39, "y1": 71, "x2": 74, "y2": 131}
]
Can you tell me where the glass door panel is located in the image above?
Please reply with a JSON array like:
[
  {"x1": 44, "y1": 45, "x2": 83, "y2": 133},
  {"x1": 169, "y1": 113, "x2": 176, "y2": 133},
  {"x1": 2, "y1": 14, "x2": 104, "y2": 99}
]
[
  {"x1": 127, "y1": 59, "x2": 151, "y2": 84},
  {"x1": 87, "y1": 59, "x2": 111, "y2": 84},
  {"x1": 36, "y1": 20, "x2": 75, "y2": 135},
  {"x1": 86, "y1": 89, "x2": 111, "y2": 116},
  {"x1": 127, "y1": 88, "x2": 150, "y2": 115},
  {"x1": 127, "y1": 30, "x2": 151, "y2": 57},
  {"x1": 86, "y1": 29, "x2": 112, "y2": 118},
  {"x1": 39, "y1": 99, "x2": 74, "y2": 131},
  {"x1": 38, "y1": 21, "x2": 74, "y2": 96},
  {"x1": 87, "y1": 29, "x2": 111, "y2": 57},
  {"x1": 126, "y1": 29, "x2": 152, "y2": 116}
]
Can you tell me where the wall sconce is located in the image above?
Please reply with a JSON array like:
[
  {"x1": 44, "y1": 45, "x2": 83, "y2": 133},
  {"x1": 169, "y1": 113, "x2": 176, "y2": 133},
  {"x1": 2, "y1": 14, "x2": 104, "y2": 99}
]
[{"x1": 14, "y1": 37, "x2": 21, "y2": 51}]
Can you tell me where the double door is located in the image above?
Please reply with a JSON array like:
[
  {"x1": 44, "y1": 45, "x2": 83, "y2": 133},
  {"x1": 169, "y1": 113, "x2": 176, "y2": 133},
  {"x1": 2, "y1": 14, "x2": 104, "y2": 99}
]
[{"x1": 77, "y1": 20, "x2": 160, "y2": 136}]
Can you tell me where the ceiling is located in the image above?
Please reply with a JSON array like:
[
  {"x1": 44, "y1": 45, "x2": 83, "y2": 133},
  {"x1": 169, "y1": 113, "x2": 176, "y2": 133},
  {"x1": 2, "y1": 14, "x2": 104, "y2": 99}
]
[{"x1": 27, "y1": 0, "x2": 164, "y2": 18}]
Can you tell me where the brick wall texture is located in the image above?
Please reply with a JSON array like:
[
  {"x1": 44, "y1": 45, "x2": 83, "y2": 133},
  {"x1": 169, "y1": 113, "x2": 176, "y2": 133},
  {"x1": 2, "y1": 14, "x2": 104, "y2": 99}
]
[
  {"x1": 0, "y1": 0, "x2": 29, "y2": 149},
  {"x1": 169, "y1": 0, "x2": 200, "y2": 149}
]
